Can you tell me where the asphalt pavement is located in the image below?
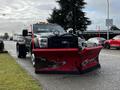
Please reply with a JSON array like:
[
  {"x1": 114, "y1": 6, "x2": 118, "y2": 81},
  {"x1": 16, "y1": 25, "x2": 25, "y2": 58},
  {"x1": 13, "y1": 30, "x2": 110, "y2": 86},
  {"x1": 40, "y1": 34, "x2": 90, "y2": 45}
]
[{"x1": 4, "y1": 41, "x2": 120, "y2": 90}]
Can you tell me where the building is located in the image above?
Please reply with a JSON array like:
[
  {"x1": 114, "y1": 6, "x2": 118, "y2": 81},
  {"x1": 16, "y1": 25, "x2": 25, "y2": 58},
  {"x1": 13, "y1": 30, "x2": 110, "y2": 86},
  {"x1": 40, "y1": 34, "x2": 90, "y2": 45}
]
[{"x1": 81, "y1": 30, "x2": 120, "y2": 40}]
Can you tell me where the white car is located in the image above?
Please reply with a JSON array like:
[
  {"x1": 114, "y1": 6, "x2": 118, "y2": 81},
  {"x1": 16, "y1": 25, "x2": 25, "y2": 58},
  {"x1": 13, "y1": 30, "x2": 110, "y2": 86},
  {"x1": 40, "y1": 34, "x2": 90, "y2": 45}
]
[{"x1": 85, "y1": 37, "x2": 106, "y2": 47}]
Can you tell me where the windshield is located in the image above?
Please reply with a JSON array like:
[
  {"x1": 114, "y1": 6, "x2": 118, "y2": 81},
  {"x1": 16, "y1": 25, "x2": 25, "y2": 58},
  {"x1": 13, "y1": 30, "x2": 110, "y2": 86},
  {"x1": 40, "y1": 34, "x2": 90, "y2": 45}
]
[
  {"x1": 97, "y1": 37, "x2": 106, "y2": 41},
  {"x1": 113, "y1": 35, "x2": 120, "y2": 40},
  {"x1": 33, "y1": 24, "x2": 65, "y2": 34}
]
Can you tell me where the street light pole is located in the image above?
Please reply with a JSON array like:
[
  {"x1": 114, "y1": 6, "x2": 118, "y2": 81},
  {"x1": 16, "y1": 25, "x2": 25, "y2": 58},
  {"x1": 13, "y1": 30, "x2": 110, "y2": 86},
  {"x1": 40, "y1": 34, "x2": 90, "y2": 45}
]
[
  {"x1": 107, "y1": 0, "x2": 109, "y2": 19},
  {"x1": 107, "y1": 0, "x2": 110, "y2": 40}
]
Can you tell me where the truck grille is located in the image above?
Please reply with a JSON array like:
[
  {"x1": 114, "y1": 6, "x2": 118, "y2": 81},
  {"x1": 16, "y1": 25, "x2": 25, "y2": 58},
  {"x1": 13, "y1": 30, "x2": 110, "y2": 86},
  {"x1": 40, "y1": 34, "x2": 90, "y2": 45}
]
[{"x1": 48, "y1": 35, "x2": 78, "y2": 48}]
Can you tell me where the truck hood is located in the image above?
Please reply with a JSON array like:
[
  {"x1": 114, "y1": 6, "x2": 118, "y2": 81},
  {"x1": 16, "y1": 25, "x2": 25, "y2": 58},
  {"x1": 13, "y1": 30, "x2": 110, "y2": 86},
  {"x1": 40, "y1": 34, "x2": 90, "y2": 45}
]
[
  {"x1": 35, "y1": 33, "x2": 53, "y2": 38},
  {"x1": 34, "y1": 32, "x2": 65, "y2": 38}
]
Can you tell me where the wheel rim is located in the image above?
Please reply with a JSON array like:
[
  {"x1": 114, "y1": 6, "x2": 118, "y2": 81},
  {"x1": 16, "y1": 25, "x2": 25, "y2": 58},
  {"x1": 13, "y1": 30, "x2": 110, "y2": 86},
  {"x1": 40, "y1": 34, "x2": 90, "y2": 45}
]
[{"x1": 31, "y1": 53, "x2": 35, "y2": 66}]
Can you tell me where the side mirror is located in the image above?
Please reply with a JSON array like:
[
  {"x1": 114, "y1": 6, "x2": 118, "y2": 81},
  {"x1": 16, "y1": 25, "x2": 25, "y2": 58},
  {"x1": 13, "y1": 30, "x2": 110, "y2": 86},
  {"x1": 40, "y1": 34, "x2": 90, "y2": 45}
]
[{"x1": 22, "y1": 29, "x2": 28, "y2": 36}]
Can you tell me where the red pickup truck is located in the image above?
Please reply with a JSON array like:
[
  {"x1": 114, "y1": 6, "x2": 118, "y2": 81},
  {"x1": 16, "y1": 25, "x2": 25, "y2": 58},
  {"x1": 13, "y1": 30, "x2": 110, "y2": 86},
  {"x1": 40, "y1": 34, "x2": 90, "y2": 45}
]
[{"x1": 16, "y1": 23, "x2": 103, "y2": 74}]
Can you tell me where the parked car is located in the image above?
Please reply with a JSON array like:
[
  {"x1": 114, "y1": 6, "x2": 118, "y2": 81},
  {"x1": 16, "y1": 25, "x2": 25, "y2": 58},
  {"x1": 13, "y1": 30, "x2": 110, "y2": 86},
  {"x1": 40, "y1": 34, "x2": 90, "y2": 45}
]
[
  {"x1": 85, "y1": 37, "x2": 106, "y2": 47},
  {"x1": 0, "y1": 39, "x2": 4, "y2": 51},
  {"x1": 104, "y1": 35, "x2": 120, "y2": 49}
]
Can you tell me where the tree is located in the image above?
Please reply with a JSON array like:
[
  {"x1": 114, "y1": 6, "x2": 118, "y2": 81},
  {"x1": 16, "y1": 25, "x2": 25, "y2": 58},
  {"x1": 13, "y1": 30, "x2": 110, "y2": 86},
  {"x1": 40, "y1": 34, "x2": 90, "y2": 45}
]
[
  {"x1": 110, "y1": 25, "x2": 120, "y2": 31},
  {"x1": 47, "y1": 0, "x2": 91, "y2": 33},
  {"x1": 3, "y1": 33, "x2": 9, "y2": 40}
]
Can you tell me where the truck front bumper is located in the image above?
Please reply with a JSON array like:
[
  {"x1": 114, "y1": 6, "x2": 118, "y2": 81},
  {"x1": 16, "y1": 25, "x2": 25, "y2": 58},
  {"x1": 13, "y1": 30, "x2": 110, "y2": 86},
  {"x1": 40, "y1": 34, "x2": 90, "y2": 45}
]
[{"x1": 33, "y1": 46, "x2": 102, "y2": 74}]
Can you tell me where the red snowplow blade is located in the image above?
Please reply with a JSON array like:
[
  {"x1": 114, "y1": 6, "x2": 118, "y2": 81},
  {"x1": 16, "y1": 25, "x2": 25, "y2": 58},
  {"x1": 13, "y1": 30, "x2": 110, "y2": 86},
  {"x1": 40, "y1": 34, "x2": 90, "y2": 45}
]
[{"x1": 33, "y1": 46, "x2": 102, "y2": 74}]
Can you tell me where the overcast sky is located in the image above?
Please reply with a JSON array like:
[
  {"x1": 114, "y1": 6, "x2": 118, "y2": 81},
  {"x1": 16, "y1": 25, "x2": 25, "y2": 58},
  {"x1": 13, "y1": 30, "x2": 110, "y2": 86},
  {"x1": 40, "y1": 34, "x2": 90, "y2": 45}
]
[
  {"x1": 85, "y1": 0, "x2": 120, "y2": 30},
  {"x1": 0, "y1": 0, "x2": 119, "y2": 34}
]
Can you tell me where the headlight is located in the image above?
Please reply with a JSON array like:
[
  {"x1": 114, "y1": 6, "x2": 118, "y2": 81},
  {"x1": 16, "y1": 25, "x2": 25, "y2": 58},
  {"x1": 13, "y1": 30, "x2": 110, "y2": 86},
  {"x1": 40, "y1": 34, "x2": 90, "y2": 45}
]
[{"x1": 39, "y1": 38, "x2": 48, "y2": 48}]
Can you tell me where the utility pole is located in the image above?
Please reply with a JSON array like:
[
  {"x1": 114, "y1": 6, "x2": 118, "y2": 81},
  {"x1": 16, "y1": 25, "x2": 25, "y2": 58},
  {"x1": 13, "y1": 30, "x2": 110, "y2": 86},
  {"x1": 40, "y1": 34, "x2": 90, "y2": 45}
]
[{"x1": 107, "y1": 0, "x2": 110, "y2": 40}]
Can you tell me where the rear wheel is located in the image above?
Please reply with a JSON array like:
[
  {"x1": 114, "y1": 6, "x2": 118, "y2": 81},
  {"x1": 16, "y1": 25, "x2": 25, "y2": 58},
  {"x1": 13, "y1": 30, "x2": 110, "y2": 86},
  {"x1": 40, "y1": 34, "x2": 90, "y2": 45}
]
[
  {"x1": 104, "y1": 43, "x2": 110, "y2": 49},
  {"x1": 16, "y1": 44, "x2": 26, "y2": 58},
  {"x1": 0, "y1": 42, "x2": 4, "y2": 51}
]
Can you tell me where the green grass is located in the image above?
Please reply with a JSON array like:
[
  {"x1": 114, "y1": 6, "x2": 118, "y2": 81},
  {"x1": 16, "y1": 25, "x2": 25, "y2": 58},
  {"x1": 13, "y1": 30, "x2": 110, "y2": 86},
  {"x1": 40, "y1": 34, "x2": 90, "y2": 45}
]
[{"x1": 0, "y1": 53, "x2": 42, "y2": 90}]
